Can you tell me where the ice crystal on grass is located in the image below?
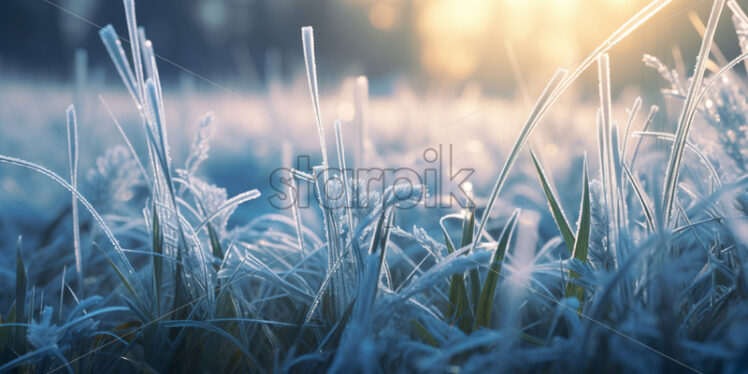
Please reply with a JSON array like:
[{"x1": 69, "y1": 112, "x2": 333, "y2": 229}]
[
  {"x1": 587, "y1": 179, "x2": 612, "y2": 271},
  {"x1": 85, "y1": 145, "x2": 143, "y2": 212},
  {"x1": 27, "y1": 307, "x2": 60, "y2": 349},
  {"x1": 7, "y1": 0, "x2": 748, "y2": 372},
  {"x1": 184, "y1": 112, "x2": 216, "y2": 176}
]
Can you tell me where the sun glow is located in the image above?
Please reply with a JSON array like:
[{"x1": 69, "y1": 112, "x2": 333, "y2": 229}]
[{"x1": 413, "y1": 0, "x2": 649, "y2": 81}]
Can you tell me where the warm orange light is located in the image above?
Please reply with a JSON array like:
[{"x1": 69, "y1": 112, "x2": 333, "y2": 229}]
[
  {"x1": 369, "y1": 3, "x2": 396, "y2": 30},
  {"x1": 415, "y1": 0, "x2": 494, "y2": 80},
  {"x1": 412, "y1": 0, "x2": 648, "y2": 81}
]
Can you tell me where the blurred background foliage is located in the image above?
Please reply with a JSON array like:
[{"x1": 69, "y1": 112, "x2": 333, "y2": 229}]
[{"x1": 1, "y1": 0, "x2": 744, "y2": 97}]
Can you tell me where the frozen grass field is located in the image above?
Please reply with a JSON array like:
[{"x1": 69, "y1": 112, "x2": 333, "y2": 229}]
[{"x1": 3, "y1": 0, "x2": 748, "y2": 372}]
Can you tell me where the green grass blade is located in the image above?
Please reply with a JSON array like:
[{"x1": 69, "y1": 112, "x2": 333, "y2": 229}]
[
  {"x1": 442, "y1": 231, "x2": 456, "y2": 255},
  {"x1": 565, "y1": 157, "x2": 590, "y2": 309},
  {"x1": 529, "y1": 148, "x2": 575, "y2": 252},
  {"x1": 472, "y1": 0, "x2": 672, "y2": 251},
  {"x1": 572, "y1": 157, "x2": 591, "y2": 264},
  {"x1": 442, "y1": 230, "x2": 461, "y2": 321},
  {"x1": 152, "y1": 206, "x2": 163, "y2": 309},
  {"x1": 15, "y1": 237, "x2": 26, "y2": 322},
  {"x1": 441, "y1": 230, "x2": 470, "y2": 331},
  {"x1": 475, "y1": 210, "x2": 520, "y2": 329},
  {"x1": 208, "y1": 223, "x2": 223, "y2": 261},
  {"x1": 461, "y1": 203, "x2": 481, "y2": 316},
  {"x1": 411, "y1": 320, "x2": 438, "y2": 347},
  {"x1": 472, "y1": 69, "x2": 568, "y2": 251},
  {"x1": 15, "y1": 237, "x2": 26, "y2": 348},
  {"x1": 317, "y1": 295, "x2": 358, "y2": 351},
  {"x1": 95, "y1": 243, "x2": 148, "y2": 318},
  {"x1": 0, "y1": 154, "x2": 147, "y2": 299},
  {"x1": 440, "y1": 209, "x2": 476, "y2": 332},
  {"x1": 452, "y1": 274, "x2": 472, "y2": 333}
]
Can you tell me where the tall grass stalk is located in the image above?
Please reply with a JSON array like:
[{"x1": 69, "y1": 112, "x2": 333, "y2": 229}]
[
  {"x1": 73, "y1": 49, "x2": 87, "y2": 119},
  {"x1": 98, "y1": 94, "x2": 151, "y2": 187},
  {"x1": 728, "y1": 0, "x2": 748, "y2": 74},
  {"x1": 565, "y1": 156, "x2": 590, "y2": 307},
  {"x1": 473, "y1": 0, "x2": 671, "y2": 249},
  {"x1": 99, "y1": 25, "x2": 139, "y2": 107},
  {"x1": 302, "y1": 27, "x2": 330, "y2": 181},
  {"x1": 65, "y1": 106, "x2": 82, "y2": 295},
  {"x1": 472, "y1": 69, "x2": 567, "y2": 249},
  {"x1": 0, "y1": 155, "x2": 148, "y2": 303},
  {"x1": 334, "y1": 119, "x2": 355, "y2": 244},
  {"x1": 662, "y1": 0, "x2": 725, "y2": 225},
  {"x1": 138, "y1": 27, "x2": 154, "y2": 81},
  {"x1": 354, "y1": 76, "x2": 369, "y2": 168},
  {"x1": 633, "y1": 131, "x2": 721, "y2": 191},
  {"x1": 124, "y1": 0, "x2": 145, "y2": 101},
  {"x1": 282, "y1": 142, "x2": 307, "y2": 258},
  {"x1": 620, "y1": 97, "x2": 642, "y2": 165},
  {"x1": 629, "y1": 105, "x2": 659, "y2": 169},
  {"x1": 597, "y1": 54, "x2": 622, "y2": 269},
  {"x1": 535, "y1": 0, "x2": 673, "y2": 124}
]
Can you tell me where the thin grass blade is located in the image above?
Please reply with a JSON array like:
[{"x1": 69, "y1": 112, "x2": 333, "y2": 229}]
[
  {"x1": 529, "y1": 148, "x2": 575, "y2": 252},
  {"x1": 565, "y1": 157, "x2": 590, "y2": 310},
  {"x1": 66, "y1": 105, "x2": 83, "y2": 293},
  {"x1": 475, "y1": 209, "x2": 520, "y2": 329},
  {"x1": 662, "y1": 0, "x2": 725, "y2": 225}
]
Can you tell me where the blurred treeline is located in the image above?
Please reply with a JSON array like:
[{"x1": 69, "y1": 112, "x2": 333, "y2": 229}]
[{"x1": 0, "y1": 0, "x2": 743, "y2": 96}]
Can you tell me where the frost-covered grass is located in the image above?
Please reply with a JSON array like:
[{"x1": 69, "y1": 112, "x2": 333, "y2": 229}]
[{"x1": 3, "y1": 0, "x2": 748, "y2": 372}]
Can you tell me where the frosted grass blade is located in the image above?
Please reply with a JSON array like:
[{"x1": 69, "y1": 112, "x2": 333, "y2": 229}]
[
  {"x1": 630, "y1": 105, "x2": 659, "y2": 169},
  {"x1": 289, "y1": 175, "x2": 306, "y2": 258},
  {"x1": 623, "y1": 165, "x2": 656, "y2": 231},
  {"x1": 610, "y1": 121, "x2": 623, "y2": 211},
  {"x1": 472, "y1": 69, "x2": 568, "y2": 250},
  {"x1": 98, "y1": 94, "x2": 151, "y2": 187},
  {"x1": 302, "y1": 27, "x2": 330, "y2": 179},
  {"x1": 0, "y1": 155, "x2": 148, "y2": 301},
  {"x1": 196, "y1": 189, "x2": 261, "y2": 230},
  {"x1": 354, "y1": 76, "x2": 369, "y2": 168},
  {"x1": 124, "y1": 0, "x2": 145, "y2": 101},
  {"x1": 99, "y1": 25, "x2": 140, "y2": 106},
  {"x1": 662, "y1": 0, "x2": 725, "y2": 225},
  {"x1": 334, "y1": 119, "x2": 361, "y2": 277},
  {"x1": 695, "y1": 50, "x2": 748, "y2": 107},
  {"x1": 334, "y1": 120, "x2": 355, "y2": 242},
  {"x1": 620, "y1": 97, "x2": 642, "y2": 160},
  {"x1": 138, "y1": 27, "x2": 154, "y2": 80},
  {"x1": 598, "y1": 54, "x2": 619, "y2": 225},
  {"x1": 73, "y1": 49, "x2": 87, "y2": 117},
  {"x1": 598, "y1": 55, "x2": 613, "y2": 182},
  {"x1": 532, "y1": 0, "x2": 672, "y2": 128},
  {"x1": 66, "y1": 105, "x2": 83, "y2": 293},
  {"x1": 464, "y1": 2, "x2": 672, "y2": 240},
  {"x1": 633, "y1": 131, "x2": 721, "y2": 191}
]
